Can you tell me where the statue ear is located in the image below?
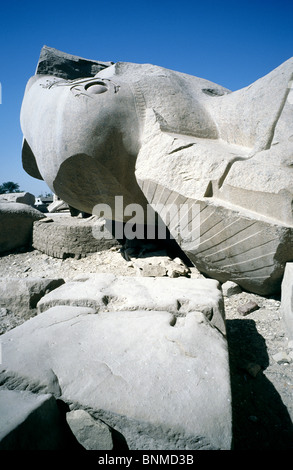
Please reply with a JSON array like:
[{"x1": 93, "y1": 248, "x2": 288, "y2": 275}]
[{"x1": 22, "y1": 139, "x2": 43, "y2": 180}]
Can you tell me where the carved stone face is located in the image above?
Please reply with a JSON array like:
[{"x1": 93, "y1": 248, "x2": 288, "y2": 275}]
[{"x1": 20, "y1": 71, "x2": 144, "y2": 214}]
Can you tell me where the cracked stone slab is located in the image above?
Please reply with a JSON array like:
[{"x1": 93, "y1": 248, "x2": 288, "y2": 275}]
[
  {"x1": 0, "y1": 303, "x2": 231, "y2": 450},
  {"x1": 36, "y1": 273, "x2": 225, "y2": 334}
]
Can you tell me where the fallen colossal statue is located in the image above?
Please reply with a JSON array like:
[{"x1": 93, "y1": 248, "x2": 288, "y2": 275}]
[{"x1": 20, "y1": 47, "x2": 293, "y2": 294}]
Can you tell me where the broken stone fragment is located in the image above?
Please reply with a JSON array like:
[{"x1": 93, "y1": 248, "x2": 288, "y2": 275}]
[
  {"x1": 66, "y1": 409, "x2": 113, "y2": 450},
  {"x1": 237, "y1": 301, "x2": 260, "y2": 316},
  {"x1": 222, "y1": 281, "x2": 242, "y2": 298},
  {"x1": 272, "y1": 351, "x2": 292, "y2": 364},
  {"x1": 0, "y1": 277, "x2": 65, "y2": 318}
]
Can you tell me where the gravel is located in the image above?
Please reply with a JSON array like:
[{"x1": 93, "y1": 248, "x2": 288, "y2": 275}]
[{"x1": 0, "y1": 246, "x2": 293, "y2": 450}]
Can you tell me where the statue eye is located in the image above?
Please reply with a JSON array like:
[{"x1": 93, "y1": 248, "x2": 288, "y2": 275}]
[{"x1": 85, "y1": 81, "x2": 108, "y2": 94}]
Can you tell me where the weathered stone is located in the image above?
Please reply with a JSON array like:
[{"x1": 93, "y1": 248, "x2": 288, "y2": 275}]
[
  {"x1": 36, "y1": 45, "x2": 113, "y2": 80},
  {"x1": 0, "y1": 302, "x2": 232, "y2": 450},
  {"x1": 133, "y1": 254, "x2": 190, "y2": 278},
  {"x1": 189, "y1": 266, "x2": 206, "y2": 279},
  {"x1": 0, "y1": 277, "x2": 65, "y2": 317},
  {"x1": 36, "y1": 273, "x2": 226, "y2": 333},
  {"x1": 66, "y1": 409, "x2": 113, "y2": 450},
  {"x1": 0, "y1": 389, "x2": 65, "y2": 450},
  {"x1": 0, "y1": 202, "x2": 44, "y2": 253},
  {"x1": 0, "y1": 192, "x2": 35, "y2": 206},
  {"x1": 32, "y1": 215, "x2": 120, "y2": 259},
  {"x1": 272, "y1": 351, "x2": 292, "y2": 364},
  {"x1": 136, "y1": 103, "x2": 293, "y2": 296},
  {"x1": 237, "y1": 301, "x2": 260, "y2": 316},
  {"x1": 281, "y1": 263, "x2": 293, "y2": 341},
  {"x1": 222, "y1": 281, "x2": 242, "y2": 297},
  {"x1": 20, "y1": 49, "x2": 293, "y2": 295},
  {"x1": 136, "y1": 263, "x2": 167, "y2": 277}
]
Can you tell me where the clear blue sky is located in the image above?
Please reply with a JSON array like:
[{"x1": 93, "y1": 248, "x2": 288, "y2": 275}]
[{"x1": 0, "y1": 0, "x2": 292, "y2": 197}]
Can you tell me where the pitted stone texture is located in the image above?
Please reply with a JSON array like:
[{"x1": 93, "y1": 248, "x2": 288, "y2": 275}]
[
  {"x1": 36, "y1": 273, "x2": 225, "y2": 334},
  {"x1": 281, "y1": 263, "x2": 293, "y2": 341},
  {"x1": 0, "y1": 302, "x2": 231, "y2": 450},
  {"x1": 0, "y1": 389, "x2": 64, "y2": 450},
  {"x1": 32, "y1": 215, "x2": 120, "y2": 259},
  {"x1": 0, "y1": 202, "x2": 44, "y2": 253}
]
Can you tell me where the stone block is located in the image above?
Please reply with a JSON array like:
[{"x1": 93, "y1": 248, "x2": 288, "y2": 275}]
[
  {"x1": 32, "y1": 216, "x2": 120, "y2": 259},
  {"x1": 0, "y1": 202, "x2": 44, "y2": 254}
]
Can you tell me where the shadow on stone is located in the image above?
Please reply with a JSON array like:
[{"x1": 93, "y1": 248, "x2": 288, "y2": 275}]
[
  {"x1": 226, "y1": 319, "x2": 293, "y2": 449},
  {"x1": 110, "y1": 427, "x2": 129, "y2": 451}
]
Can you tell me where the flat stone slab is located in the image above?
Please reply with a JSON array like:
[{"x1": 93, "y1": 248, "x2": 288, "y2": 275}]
[
  {"x1": 37, "y1": 273, "x2": 225, "y2": 333},
  {"x1": 281, "y1": 263, "x2": 293, "y2": 341},
  {"x1": 0, "y1": 278, "x2": 231, "y2": 449},
  {"x1": 0, "y1": 389, "x2": 64, "y2": 450}
]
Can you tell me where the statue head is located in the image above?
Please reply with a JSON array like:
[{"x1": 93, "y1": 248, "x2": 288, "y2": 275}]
[{"x1": 20, "y1": 57, "x2": 226, "y2": 218}]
